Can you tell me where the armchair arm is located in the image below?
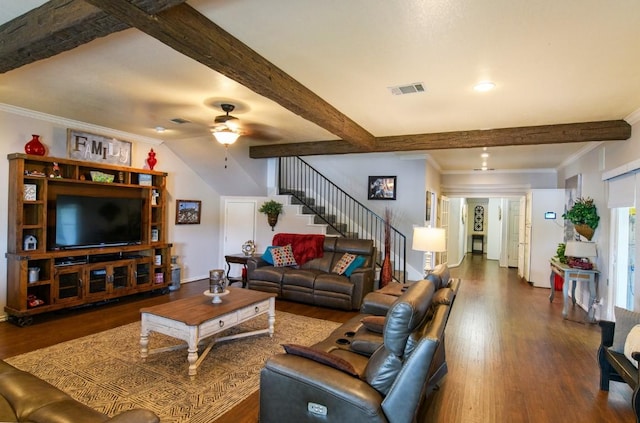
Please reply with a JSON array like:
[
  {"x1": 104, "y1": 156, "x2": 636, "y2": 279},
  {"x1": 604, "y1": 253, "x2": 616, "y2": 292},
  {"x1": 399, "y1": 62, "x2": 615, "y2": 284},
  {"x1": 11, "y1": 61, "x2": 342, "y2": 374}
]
[
  {"x1": 247, "y1": 257, "x2": 269, "y2": 272},
  {"x1": 599, "y1": 320, "x2": 615, "y2": 347},
  {"x1": 348, "y1": 267, "x2": 375, "y2": 310},
  {"x1": 260, "y1": 354, "x2": 386, "y2": 423},
  {"x1": 361, "y1": 292, "x2": 396, "y2": 316}
]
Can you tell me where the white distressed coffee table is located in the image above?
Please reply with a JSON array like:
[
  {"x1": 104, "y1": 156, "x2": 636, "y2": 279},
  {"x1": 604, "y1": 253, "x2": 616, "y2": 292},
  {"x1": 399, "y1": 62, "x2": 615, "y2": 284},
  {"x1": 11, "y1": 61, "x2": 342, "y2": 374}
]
[{"x1": 140, "y1": 287, "x2": 276, "y2": 377}]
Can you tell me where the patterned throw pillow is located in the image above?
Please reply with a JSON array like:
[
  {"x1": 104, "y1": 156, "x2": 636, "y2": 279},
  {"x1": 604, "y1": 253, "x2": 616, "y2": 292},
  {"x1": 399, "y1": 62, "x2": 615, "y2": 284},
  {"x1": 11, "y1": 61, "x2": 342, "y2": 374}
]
[
  {"x1": 270, "y1": 244, "x2": 297, "y2": 267},
  {"x1": 332, "y1": 253, "x2": 357, "y2": 275}
]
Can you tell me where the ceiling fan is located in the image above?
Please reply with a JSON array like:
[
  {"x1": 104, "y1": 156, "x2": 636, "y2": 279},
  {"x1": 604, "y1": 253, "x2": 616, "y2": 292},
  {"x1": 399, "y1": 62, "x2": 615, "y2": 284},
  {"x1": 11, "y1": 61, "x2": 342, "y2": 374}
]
[{"x1": 210, "y1": 103, "x2": 281, "y2": 145}]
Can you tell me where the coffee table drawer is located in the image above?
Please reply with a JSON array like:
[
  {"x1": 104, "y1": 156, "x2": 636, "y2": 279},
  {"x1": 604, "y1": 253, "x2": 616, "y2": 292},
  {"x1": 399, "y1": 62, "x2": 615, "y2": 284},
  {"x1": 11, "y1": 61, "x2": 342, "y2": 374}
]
[
  {"x1": 238, "y1": 300, "x2": 270, "y2": 321},
  {"x1": 200, "y1": 312, "x2": 238, "y2": 335}
]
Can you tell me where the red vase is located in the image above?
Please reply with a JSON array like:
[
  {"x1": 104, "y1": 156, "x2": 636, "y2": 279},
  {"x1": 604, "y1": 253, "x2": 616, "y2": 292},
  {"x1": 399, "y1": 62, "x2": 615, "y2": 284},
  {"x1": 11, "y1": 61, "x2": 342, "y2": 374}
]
[
  {"x1": 147, "y1": 149, "x2": 157, "y2": 170},
  {"x1": 25, "y1": 134, "x2": 46, "y2": 156}
]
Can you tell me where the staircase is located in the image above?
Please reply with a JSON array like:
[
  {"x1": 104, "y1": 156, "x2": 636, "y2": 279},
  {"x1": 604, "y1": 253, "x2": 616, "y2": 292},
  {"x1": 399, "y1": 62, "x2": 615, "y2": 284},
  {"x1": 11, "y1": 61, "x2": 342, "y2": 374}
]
[{"x1": 278, "y1": 156, "x2": 406, "y2": 282}]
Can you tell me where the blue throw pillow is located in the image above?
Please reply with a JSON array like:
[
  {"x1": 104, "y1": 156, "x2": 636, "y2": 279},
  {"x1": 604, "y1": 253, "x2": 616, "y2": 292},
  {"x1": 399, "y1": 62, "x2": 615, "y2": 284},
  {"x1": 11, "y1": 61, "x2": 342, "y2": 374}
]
[
  {"x1": 262, "y1": 246, "x2": 275, "y2": 265},
  {"x1": 344, "y1": 255, "x2": 366, "y2": 276}
]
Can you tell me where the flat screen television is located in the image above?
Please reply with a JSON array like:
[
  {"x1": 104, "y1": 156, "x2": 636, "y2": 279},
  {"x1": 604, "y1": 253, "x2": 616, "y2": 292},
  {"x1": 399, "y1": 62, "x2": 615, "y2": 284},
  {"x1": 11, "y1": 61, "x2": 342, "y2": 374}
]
[{"x1": 52, "y1": 194, "x2": 143, "y2": 249}]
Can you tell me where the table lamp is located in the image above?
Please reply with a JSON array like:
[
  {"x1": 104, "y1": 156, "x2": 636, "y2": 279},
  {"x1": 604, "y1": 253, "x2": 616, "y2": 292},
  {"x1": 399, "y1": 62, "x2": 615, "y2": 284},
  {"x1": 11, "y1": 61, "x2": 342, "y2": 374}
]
[
  {"x1": 412, "y1": 226, "x2": 447, "y2": 275},
  {"x1": 564, "y1": 241, "x2": 597, "y2": 270}
]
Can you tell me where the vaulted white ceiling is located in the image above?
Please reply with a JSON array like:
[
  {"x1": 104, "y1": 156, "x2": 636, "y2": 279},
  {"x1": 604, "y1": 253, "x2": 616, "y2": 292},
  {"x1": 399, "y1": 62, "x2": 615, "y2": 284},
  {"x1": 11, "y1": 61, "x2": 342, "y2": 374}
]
[{"x1": 1, "y1": 0, "x2": 639, "y2": 173}]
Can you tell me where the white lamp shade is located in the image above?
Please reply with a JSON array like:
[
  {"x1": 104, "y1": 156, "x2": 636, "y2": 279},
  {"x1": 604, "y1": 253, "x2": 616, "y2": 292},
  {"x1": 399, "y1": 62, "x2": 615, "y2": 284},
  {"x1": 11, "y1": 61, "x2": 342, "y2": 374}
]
[
  {"x1": 565, "y1": 241, "x2": 597, "y2": 258},
  {"x1": 212, "y1": 128, "x2": 240, "y2": 145},
  {"x1": 412, "y1": 227, "x2": 446, "y2": 252}
]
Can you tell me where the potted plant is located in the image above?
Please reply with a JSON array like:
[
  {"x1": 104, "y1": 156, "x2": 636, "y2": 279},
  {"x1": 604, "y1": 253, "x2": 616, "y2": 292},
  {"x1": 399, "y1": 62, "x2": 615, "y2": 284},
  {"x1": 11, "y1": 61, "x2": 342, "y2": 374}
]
[
  {"x1": 562, "y1": 197, "x2": 599, "y2": 240},
  {"x1": 556, "y1": 243, "x2": 567, "y2": 264},
  {"x1": 259, "y1": 200, "x2": 284, "y2": 231}
]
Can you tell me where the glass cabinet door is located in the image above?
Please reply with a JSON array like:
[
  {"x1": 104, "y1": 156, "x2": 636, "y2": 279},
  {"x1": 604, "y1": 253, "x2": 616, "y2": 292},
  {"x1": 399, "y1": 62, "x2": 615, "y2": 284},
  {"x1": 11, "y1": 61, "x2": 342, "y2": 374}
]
[
  {"x1": 88, "y1": 267, "x2": 108, "y2": 296},
  {"x1": 112, "y1": 264, "x2": 130, "y2": 291},
  {"x1": 54, "y1": 266, "x2": 83, "y2": 303}
]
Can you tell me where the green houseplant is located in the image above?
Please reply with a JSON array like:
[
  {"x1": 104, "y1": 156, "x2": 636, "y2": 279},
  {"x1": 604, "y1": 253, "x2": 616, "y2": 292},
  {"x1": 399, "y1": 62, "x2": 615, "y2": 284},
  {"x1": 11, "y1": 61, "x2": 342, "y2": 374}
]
[
  {"x1": 562, "y1": 197, "x2": 599, "y2": 240},
  {"x1": 259, "y1": 200, "x2": 284, "y2": 231}
]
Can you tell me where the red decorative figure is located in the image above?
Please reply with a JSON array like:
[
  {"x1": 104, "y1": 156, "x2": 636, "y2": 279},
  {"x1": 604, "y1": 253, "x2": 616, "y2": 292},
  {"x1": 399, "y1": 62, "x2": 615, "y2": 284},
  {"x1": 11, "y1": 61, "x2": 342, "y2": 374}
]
[
  {"x1": 147, "y1": 149, "x2": 157, "y2": 170},
  {"x1": 25, "y1": 134, "x2": 46, "y2": 156}
]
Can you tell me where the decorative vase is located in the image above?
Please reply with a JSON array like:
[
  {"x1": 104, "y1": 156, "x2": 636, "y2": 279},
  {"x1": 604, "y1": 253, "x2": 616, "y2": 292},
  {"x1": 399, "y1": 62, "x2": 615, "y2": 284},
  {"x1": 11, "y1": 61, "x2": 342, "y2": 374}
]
[
  {"x1": 267, "y1": 213, "x2": 279, "y2": 231},
  {"x1": 25, "y1": 134, "x2": 46, "y2": 156},
  {"x1": 147, "y1": 149, "x2": 157, "y2": 170},
  {"x1": 380, "y1": 251, "x2": 392, "y2": 288},
  {"x1": 574, "y1": 224, "x2": 594, "y2": 241},
  {"x1": 380, "y1": 207, "x2": 393, "y2": 288}
]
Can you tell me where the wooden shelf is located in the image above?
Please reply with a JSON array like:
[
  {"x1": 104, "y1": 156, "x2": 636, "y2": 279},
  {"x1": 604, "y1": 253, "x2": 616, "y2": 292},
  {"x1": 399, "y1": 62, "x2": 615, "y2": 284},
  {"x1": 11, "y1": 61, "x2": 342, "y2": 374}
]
[{"x1": 5, "y1": 154, "x2": 172, "y2": 325}]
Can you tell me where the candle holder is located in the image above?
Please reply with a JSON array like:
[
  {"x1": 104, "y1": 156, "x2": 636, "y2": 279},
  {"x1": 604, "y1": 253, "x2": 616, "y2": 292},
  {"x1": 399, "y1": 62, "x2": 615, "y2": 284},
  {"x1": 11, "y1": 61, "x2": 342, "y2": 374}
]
[{"x1": 205, "y1": 269, "x2": 228, "y2": 303}]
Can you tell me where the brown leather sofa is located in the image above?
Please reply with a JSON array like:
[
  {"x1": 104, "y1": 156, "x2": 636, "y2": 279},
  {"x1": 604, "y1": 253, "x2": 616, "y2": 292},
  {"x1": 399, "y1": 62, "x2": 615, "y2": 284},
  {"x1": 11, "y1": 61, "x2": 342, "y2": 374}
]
[
  {"x1": 0, "y1": 360, "x2": 159, "y2": 423},
  {"x1": 247, "y1": 237, "x2": 376, "y2": 310},
  {"x1": 259, "y1": 266, "x2": 459, "y2": 423}
]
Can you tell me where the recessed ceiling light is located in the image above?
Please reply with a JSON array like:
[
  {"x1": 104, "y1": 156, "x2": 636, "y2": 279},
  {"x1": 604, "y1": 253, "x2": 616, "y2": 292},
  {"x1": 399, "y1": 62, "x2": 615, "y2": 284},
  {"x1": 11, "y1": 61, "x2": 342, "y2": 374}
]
[
  {"x1": 481, "y1": 153, "x2": 489, "y2": 158},
  {"x1": 482, "y1": 161, "x2": 487, "y2": 167},
  {"x1": 474, "y1": 81, "x2": 495, "y2": 92},
  {"x1": 155, "y1": 126, "x2": 166, "y2": 133}
]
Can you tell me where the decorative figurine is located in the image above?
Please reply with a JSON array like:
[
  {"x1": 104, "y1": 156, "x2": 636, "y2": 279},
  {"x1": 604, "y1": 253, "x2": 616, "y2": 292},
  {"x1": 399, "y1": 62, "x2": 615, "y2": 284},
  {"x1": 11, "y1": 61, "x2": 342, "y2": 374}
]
[
  {"x1": 147, "y1": 149, "x2": 157, "y2": 170},
  {"x1": 49, "y1": 162, "x2": 61, "y2": 178},
  {"x1": 242, "y1": 240, "x2": 256, "y2": 256}
]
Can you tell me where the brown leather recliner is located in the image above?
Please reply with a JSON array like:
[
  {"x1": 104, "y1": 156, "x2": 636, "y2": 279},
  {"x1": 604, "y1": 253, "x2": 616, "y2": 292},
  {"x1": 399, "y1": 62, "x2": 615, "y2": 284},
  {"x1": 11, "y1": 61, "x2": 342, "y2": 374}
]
[
  {"x1": 259, "y1": 279, "x2": 451, "y2": 423},
  {"x1": 247, "y1": 237, "x2": 376, "y2": 310},
  {"x1": 0, "y1": 360, "x2": 159, "y2": 423}
]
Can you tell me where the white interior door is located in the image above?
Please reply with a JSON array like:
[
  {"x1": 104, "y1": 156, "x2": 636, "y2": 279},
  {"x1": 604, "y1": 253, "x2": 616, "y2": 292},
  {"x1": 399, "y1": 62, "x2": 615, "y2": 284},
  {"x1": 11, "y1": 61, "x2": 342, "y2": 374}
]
[
  {"x1": 518, "y1": 195, "x2": 527, "y2": 279},
  {"x1": 508, "y1": 200, "x2": 520, "y2": 267},
  {"x1": 223, "y1": 200, "x2": 256, "y2": 277}
]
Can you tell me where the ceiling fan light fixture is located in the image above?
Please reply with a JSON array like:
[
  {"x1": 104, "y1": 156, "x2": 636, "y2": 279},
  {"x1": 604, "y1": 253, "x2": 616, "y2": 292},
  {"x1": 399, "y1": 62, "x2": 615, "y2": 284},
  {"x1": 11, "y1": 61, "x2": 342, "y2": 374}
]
[{"x1": 212, "y1": 127, "x2": 240, "y2": 145}]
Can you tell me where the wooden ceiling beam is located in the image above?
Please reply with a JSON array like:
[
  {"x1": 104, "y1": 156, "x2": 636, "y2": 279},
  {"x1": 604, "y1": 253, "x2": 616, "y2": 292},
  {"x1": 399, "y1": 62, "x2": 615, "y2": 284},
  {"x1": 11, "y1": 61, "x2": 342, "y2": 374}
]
[
  {"x1": 82, "y1": 0, "x2": 376, "y2": 151},
  {"x1": 0, "y1": 0, "x2": 186, "y2": 74},
  {"x1": 249, "y1": 120, "x2": 631, "y2": 158}
]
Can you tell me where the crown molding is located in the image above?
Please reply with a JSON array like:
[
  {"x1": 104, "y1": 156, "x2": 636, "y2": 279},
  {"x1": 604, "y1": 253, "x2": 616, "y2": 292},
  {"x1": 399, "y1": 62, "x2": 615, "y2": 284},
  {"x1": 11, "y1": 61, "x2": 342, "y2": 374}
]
[
  {"x1": 0, "y1": 103, "x2": 164, "y2": 146},
  {"x1": 626, "y1": 107, "x2": 640, "y2": 125}
]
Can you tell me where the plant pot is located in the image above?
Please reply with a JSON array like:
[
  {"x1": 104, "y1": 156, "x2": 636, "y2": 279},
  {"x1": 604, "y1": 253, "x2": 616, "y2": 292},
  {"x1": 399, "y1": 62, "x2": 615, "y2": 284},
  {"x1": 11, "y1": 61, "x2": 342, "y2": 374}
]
[
  {"x1": 267, "y1": 213, "x2": 279, "y2": 231},
  {"x1": 574, "y1": 224, "x2": 594, "y2": 241}
]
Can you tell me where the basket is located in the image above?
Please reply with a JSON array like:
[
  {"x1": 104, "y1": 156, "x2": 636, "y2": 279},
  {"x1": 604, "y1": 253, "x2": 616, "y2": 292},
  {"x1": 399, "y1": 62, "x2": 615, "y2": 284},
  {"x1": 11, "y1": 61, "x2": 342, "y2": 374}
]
[{"x1": 89, "y1": 171, "x2": 115, "y2": 183}]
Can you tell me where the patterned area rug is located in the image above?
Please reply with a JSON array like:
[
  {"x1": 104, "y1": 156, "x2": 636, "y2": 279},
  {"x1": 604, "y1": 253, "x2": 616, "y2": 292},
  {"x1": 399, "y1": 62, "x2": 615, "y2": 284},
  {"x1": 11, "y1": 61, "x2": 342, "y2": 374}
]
[{"x1": 6, "y1": 311, "x2": 339, "y2": 423}]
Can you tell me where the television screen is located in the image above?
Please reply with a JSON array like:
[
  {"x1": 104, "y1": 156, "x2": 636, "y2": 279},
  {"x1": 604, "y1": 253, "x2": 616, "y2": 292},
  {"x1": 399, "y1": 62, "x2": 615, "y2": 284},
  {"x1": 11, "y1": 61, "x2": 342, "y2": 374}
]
[{"x1": 54, "y1": 195, "x2": 143, "y2": 249}]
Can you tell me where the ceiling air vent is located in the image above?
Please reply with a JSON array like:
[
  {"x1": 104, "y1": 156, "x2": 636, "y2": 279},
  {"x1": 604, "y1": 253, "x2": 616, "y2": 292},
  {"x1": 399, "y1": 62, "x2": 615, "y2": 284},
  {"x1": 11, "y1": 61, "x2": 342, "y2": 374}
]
[
  {"x1": 388, "y1": 82, "x2": 425, "y2": 96},
  {"x1": 170, "y1": 117, "x2": 190, "y2": 124}
]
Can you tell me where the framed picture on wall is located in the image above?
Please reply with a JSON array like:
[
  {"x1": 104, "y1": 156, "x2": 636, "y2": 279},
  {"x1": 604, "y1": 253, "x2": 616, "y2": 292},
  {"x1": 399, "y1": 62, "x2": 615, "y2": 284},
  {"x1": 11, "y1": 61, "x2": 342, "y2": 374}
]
[
  {"x1": 176, "y1": 199, "x2": 202, "y2": 224},
  {"x1": 368, "y1": 176, "x2": 396, "y2": 200}
]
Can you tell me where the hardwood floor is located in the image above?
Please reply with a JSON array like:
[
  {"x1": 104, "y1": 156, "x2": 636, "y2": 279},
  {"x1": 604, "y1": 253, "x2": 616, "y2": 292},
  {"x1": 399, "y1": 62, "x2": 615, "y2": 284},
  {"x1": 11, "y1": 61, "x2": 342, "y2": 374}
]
[{"x1": 0, "y1": 256, "x2": 635, "y2": 422}]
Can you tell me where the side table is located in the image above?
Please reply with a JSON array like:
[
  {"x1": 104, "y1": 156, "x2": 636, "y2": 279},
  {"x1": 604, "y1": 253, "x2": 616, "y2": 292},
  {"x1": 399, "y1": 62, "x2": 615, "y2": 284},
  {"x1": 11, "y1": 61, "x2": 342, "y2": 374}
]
[
  {"x1": 224, "y1": 253, "x2": 258, "y2": 288},
  {"x1": 549, "y1": 258, "x2": 599, "y2": 322}
]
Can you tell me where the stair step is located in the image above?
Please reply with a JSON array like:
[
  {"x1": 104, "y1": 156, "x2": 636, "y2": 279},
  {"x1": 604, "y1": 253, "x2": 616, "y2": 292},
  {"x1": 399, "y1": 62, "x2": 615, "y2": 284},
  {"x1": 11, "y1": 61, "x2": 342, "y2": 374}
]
[
  {"x1": 291, "y1": 196, "x2": 315, "y2": 207},
  {"x1": 302, "y1": 205, "x2": 324, "y2": 215}
]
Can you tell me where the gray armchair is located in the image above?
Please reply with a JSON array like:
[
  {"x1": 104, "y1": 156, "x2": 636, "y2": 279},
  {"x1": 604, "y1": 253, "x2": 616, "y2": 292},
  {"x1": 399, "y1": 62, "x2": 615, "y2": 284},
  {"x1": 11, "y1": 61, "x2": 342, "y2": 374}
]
[{"x1": 259, "y1": 280, "x2": 449, "y2": 423}]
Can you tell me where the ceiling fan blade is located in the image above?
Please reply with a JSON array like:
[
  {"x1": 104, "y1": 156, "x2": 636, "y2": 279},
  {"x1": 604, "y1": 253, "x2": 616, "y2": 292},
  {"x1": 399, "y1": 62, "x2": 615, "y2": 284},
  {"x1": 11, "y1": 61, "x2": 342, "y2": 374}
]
[{"x1": 242, "y1": 123, "x2": 282, "y2": 141}]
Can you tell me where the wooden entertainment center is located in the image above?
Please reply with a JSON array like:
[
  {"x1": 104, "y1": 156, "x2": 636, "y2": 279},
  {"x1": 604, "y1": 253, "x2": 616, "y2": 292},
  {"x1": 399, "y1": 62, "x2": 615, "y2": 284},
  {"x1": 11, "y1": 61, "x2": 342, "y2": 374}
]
[{"x1": 5, "y1": 153, "x2": 172, "y2": 326}]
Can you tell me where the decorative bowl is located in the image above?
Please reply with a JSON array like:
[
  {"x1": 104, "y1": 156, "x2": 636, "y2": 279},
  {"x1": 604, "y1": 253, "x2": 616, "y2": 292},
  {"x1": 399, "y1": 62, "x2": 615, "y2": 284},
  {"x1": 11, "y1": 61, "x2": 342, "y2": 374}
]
[{"x1": 90, "y1": 171, "x2": 115, "y2": 183}]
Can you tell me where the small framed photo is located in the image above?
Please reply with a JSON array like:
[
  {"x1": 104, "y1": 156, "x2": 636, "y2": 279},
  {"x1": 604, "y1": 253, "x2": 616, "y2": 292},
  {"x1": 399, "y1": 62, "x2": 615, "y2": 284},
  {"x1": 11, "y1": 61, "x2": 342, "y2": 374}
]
[
  {"x1": 368, "y1": 176, "x2": 396, "y2": 200},
  {"x1": 176, "y1": 199, "x2": 202, "y2": 225}
]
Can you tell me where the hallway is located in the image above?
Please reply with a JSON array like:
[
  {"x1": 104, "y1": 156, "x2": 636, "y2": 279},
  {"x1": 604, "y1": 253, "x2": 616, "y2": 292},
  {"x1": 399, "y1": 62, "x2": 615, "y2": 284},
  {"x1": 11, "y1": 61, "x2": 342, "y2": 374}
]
[{"x1": 425, "y1": 254, "x2": 634, "y2": 422}]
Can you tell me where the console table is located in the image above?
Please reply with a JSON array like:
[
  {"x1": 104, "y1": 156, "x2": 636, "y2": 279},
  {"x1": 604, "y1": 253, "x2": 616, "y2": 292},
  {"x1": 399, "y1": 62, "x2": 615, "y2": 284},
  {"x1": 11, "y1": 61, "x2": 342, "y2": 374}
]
[{"x1": 549, "y1": 259, "x2": 599, "y2": 322}]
